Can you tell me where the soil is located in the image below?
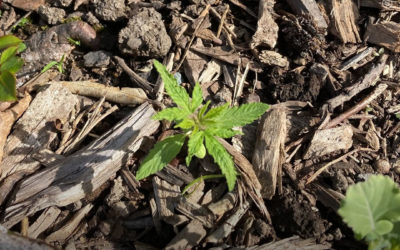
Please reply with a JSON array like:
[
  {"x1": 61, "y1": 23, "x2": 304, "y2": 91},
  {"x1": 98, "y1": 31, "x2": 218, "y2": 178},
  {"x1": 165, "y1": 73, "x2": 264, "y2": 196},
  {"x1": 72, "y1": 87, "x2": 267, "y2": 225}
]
[{"x1": 0, "y1": 0, "x2": 398, "y2": 249}]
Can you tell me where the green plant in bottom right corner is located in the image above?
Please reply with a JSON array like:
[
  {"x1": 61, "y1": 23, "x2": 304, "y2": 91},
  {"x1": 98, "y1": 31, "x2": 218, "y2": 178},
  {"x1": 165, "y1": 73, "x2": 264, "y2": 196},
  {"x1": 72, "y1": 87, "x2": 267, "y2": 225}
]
[
  {"x1": 338, "y1": 175, "x2": 400, "y2": 250},
  {"x1": 135, "y1": 60, "x2": 270, "y2": 192}
]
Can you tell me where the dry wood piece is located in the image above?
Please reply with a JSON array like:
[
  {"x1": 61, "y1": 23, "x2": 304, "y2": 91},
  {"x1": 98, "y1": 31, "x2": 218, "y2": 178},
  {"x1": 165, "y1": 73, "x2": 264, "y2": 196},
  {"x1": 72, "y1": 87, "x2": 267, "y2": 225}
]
[
  {"x1": 0, "y1": 93, "x2": 32, "y2": 163},
  {"x1": 218, "y1": 139, "x2": 271, "y2": 222},
  {"x1": 46, "y1": 204, "x2": 93, "y2": 243},
  {"x1": 2, "y1": 103, "x2": 159, "y2": 228},
  {"x1": 339, "y1": 47, "x2": 375, "y2": 71},
  {"x1": 360, "y1": 0, "x2": 400, "y2": 11},
  {"x1": 165, "y1": 220, "x2": 207, "y2": 250},
  {"x1": 175, "y1": 198, "x2": 215, "y2": 228},
  {"x1": 251, "y1": 0, "x2": 279, "y2": 50},
  {"x1": 206, "y1": 201, "x2": 250, "y2": 244},
  {"x1": 311, "y1": 184, "x2": 344, "y2": 211},
  {"x1": 1, "y1": 83, "x2": 78, "y2": 180},
  {"x1": 207, "y1": 192, "x2": 237, "y2": 218},
  {"x1": 303, "y1": 125, "x2": 353, "y2": 159},
  {"x1": 247, "y1": 235, "x2": 331, "y2": 250},
  {"x1": 190, "y1": 46, "x2": 263, "y2": 72},
  {"x1": 0, "y1": 224, "x2": 53, "y2": 250},
  {"x1": 153, "y1": 176, "x2": 181, "y2": 220},
  {"x1": 183, "y1": 40, "x2": 208, "y2": 86},
  {"x1": 28, "y1": 207, "x2": 61, "y2": 239},
  {"x1": 114, "y1": 56, "x2": 153, "y2": 94},
  {"x1": 286, "y1": 0, "x2": 328, "y2": 30},
  {"x1": 259, "y1": 50, "x2": 289, "y2": 67},
  {"x1": 5, "y1": 0, "x2": 44, "y2": 11},
  {"x1": 365, "y1": 21, "x2": 400, "y2": 52},
  {"x1": 252, "y1": 108, "x2": 286, "y2": 199},
  {"x1": 325, "y1": 54, "x2": 388, "y2": 112},
  {"x1": 323, "y1": 0, "x2": 361, "y2": 43},
  {"x1": 49, "y1": 80, "x2": 148, "y2": 105},
  {"x1": 156, "y1": 164, "x2": 194, "y2": 186}
]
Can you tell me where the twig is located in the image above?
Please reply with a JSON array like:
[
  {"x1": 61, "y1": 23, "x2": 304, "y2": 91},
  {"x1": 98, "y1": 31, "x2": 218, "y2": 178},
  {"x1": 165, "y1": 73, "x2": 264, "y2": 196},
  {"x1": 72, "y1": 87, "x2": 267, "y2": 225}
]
[
  {"x1": 233, "y1": 62, "x2": 249, "y2": 106},
  {"x1": 229, "y1": 0, "x2": 257, "y2": 18},
  {"x1": 114, "y1": 56, "x2": 154, "y2": 94},
  {"x1": 325, "y1": 54, "x2": 388, "y2": 111},
  {"x1": 210, "y1": 7, "x2": 237, "y2": 39},
  {"x1": 306, "y1": 148, "x2": 371, "y2": 185},
  {"x1": 6, "y1": 11, "x2": 32, "y2": 34},
  {"x1": 173, "y1": 4, "x2": 211, "y2": 73},
  {"x1": 323, "y1": 83, "x2": 388, "y2": 129},
  {"x1": 217, "y1": 5, "x2": 229, "y2": 38}
]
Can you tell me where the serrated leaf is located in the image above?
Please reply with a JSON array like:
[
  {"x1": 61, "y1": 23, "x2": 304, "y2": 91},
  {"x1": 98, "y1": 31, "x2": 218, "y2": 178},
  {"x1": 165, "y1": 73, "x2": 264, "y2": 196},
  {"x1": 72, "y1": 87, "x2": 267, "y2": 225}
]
[
  {"x1": 1, "y1": 46, "x2": 18, "y2": 64},
  {"x1": 0, "y1": 71, "x2": 17, "y2": 101},
  {"x1": 153, "y1": 107, "x2": 189, "y2": 122},
  {"x1": 204, "y1": 133, "x2": 236, "y2": 191},
  {"x1": 41, "y1": 61, "x2": 58, "y2": 73},
  {"x1": 175, "y1": 117, "x2": 196, "y2": 130},
  {"x1": 205, "y1": 103, "x2": 269, "y2": 129},
  {"x1": 0, "y1": 56, "x2": 23, "y2": 73},
  {"x1": 17, "y1": 42, "x2": 26, "y2": 53},
  {"x1": 153, "y1": 60, "x2": 190, "y2": 112},
  {"x1": 202, "y1": 103, "x2": 229, "y2": 120},
  {"x1": 136, "y1": 134, "x2": 186, "y2": 180},
  {"x1": 198, "y1": 100, "x2": 211, "y2": 118},
  {"x1": 208, "y1": 128, "x2": 242, "y2": 138},
  {"x1": 338, "y1": 175, "x2": 400, "y2": 239},
  {"x1": 191, "y1": 82, "x2": 203, "y2": 112},
  {"x1": 186, "y1": 130, "x2": 204, "y2": 166},
  {"x1": 0, "y1": 35, "x2": 21, "y2": 50}
]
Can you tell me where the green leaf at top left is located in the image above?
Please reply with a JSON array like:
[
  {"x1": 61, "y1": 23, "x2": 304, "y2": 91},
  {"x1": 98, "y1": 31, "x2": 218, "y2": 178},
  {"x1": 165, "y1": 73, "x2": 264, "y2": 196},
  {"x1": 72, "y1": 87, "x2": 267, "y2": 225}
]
[
  {"x1": 191, "y1": 82, "x2": 203, "y2": 112},
  {"x1": 136, "y1": 134, "x2": 186, "y2": 180},
  {"x1": 0, "y1": 35, "x2": 22, "y2": 50},
  {"x1": 1, "y1": 46, "x2": 18, "y2": 64},
  {"x1": 0, "y1": 71, "x2": 17, "y2": 101}
]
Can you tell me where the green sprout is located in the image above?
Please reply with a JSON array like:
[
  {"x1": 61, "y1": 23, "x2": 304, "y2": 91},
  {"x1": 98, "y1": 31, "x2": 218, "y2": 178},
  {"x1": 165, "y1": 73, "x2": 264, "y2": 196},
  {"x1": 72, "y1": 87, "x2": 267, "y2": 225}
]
[
  {"x1": 41, "y1": 54, "x2": 65, "y2": 74},
  {"x1": 135, "y1": 60, "x2": 269, "y2": 191}
]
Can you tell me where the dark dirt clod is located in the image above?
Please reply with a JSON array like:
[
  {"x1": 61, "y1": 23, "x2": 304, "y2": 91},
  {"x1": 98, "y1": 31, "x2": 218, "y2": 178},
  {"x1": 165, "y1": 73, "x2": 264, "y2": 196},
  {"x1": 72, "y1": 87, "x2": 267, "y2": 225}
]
[{"x1": 118, "y1": 8, "x2": 172, "y2": 58}]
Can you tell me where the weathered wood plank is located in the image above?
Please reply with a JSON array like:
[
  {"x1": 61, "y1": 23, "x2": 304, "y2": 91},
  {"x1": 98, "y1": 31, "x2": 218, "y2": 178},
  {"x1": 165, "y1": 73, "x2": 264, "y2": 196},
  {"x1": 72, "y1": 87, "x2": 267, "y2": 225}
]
[
  {"x1": 28, "y1": 206, "x2": 61, "y2": 239},
  {"x1": 365, "y1": 21, "x2": 400, "y2": 52},
  {"x1": 251, "y1": 0, "x2": 278, "y2": 49},
  {"x1": 252, "y1": 108, "x2": 286, "y2": 199},
  {"x1": 286, "y1": 0, "x2": 328, "y2": 30},
  {"x1": 2, "y1": 103, "x2": 159, "y2": 228}
]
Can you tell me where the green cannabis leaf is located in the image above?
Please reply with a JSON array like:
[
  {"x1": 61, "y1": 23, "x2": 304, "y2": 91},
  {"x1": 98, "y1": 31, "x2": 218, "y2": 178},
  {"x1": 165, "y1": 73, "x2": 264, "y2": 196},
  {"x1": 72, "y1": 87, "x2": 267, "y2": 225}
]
[
  {"x1": 136, "y1": 60, "x2": 270, "y2": 191},
  {"x1": 0, "y1": 35, "x2": 24, "y2": 101},
  {"x1": 339, "y1": 175, "x2": 400, "y2": 249}
]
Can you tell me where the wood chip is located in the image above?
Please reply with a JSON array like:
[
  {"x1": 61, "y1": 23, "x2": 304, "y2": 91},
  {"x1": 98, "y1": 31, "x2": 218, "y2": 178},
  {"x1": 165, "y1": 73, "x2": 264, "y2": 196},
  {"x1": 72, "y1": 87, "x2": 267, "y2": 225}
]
[
  {"x1": 251, "y1": 0, "x2": 279, "y2": 49},
  {"x1": 165, "y1": 220, "x2": 207, "y2": 250},
  {"x1": 2, "y1": 103, "x2": 159, "y2": 228},
  {"x1": 175, "y1": 197, "x2": 215, "y2": 228},
  {"x1": 207, "y1": 192, "x2": 237, "y2": 218},
  {"x1": 286, "y1": 0, "x2": 328, "y2": 30},
  {"x1": 252, "y1": 108, "x2": 286, "y2": 199},
  {"x1": 304, "y1": 125, "x2": 353, "y2": 159},
  {"x1": 365, "y1": 21, "x2": 400, "y2": 52},
  {"x1": 323, "y1": 0, "x2": 361, "y2": 43},
  {"x1": 153, "y1": 176, "x2": 180, "y2": 220},
  {"x1": 28, "y1": 207, "x2": 61, "y2": 239},
  {"x1": 1, "y1": 83, "x2": 78, "y2": 180},
  {"x1": 205, "y1": 201, "x2": 250, "y2": 244},
  {"x1": 46, "y1": 204, "x2": 93, "y2": 243}
]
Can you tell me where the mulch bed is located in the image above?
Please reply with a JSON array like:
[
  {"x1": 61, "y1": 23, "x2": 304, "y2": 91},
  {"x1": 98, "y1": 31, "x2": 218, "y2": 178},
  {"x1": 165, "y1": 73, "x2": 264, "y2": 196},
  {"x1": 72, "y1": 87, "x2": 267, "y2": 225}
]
[{"x1": 1, "y1": 0, "x2": 399, "y2": 249}]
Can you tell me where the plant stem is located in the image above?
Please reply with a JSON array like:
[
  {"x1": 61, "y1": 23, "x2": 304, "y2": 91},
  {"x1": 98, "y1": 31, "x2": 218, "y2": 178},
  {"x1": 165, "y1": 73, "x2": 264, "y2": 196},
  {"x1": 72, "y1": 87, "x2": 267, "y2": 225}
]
[{"x1": 182, "y1": 174, "x2": 224, "y2": 196}]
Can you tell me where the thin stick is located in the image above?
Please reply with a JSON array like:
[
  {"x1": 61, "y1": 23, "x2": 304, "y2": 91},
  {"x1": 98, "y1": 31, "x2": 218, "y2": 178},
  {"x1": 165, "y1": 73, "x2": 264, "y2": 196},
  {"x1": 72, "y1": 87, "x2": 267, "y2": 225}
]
[
  {"x1": 234, "y1": 62, "x2": 249, "y2": 106},
  {"x1": 217, "y1": 5, "x2": 229, "y2": 38},
  {"x1": 324, "y1": 84, "x2": 387, "y2": 129},
  {"x1": 6, "y1": 11, "x2": 32, "y2": 34},
  {"x1": 114, "y1": 56, "x2": 154, "y2": 94},
  {"x1": 173, "y1": 4, "x2": 211, "y2": 73},
  {"x1": 229, "y1": 0, "x2": 257, "y2": 18},
  {"x1": 306, "y1": 148, "x2": 371, "y2": 185},
  {"x1": 210, "y1": 7, "x2": 237, "y2": 39}
]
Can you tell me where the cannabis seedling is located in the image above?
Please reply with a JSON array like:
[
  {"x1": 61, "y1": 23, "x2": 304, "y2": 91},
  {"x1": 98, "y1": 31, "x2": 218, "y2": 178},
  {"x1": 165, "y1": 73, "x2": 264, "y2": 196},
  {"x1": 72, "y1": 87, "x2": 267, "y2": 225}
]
[
  {"x1": 135, "y1": 60, "x2": 269, "y2": 191},
  {"x1": 339, "y1": 175, "x2": 400, "y2": 249},
  {"x1": 0, "y1": 35, "x2": 25, "y2": 101}
]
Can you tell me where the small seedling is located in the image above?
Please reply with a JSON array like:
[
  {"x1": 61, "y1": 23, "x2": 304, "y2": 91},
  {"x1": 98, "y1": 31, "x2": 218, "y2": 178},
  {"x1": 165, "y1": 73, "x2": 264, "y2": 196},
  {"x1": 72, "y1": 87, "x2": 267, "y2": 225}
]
[
  {"x1": 339, "y1": 175, "x2": 400, "y2": 249},
  {"x1": 0, "y1": 35, "x2": 25, "y2": 101},
  {"x1": 135, "y1": 60, "x2": 269, "y2": 191},
  {"x1": 41, "y1": 54, "x2": 65, "y2": 74},
  {"x1": 11, "y1": 17, "x2": 31, "y2": 32},
  {"x1": 67, "y1": 37, "x2": 81, "y2": 46}
]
